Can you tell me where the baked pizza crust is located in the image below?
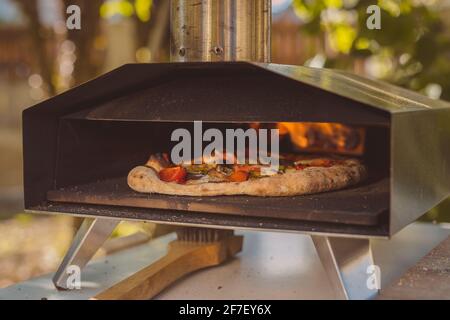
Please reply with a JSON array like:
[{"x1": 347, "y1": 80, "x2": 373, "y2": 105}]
[{"x1": 127, "y1": 159, "x2": 367, "y2": 197}]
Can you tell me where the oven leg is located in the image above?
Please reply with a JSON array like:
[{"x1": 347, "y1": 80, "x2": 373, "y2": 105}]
[
  {"x1": 311, "y1": 236, "x2": 379, "y2": 300},
  {"x1": 53, "y1": 218, "x2": 120, "y2": 290}
]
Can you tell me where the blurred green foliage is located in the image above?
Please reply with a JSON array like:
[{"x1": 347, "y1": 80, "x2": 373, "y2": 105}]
[
  {"x1": 100, "y1": 0, "x2": 152, "y2": 21},
  {"x1": 293, "y1": 0, "x2": 450, "y2": 101}
]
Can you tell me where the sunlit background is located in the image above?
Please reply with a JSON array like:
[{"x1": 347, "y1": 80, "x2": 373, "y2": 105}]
[{"x1": 0, "y1": 0, "x2": 449, "y2": 288}]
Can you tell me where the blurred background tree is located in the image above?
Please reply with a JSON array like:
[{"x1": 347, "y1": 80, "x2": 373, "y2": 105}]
[
  {"x1": 5, "y1": 0, "x2": 169, "y2": 95},
  {"x1": 291, "y1": 0, "x2": 450, "y2": 100}
]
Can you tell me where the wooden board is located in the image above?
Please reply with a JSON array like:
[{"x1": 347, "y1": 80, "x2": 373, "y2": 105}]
[
  {"x1": 380, "y1": 236, "x2": 450, "y2": 300},
  {"x1": 94, "y1": 235, "x2": 243, "y2": 300}
]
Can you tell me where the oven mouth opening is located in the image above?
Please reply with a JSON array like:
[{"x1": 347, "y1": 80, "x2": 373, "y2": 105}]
[{"x1": 41, "y1": 120, "x2": 390, "y2": 232}]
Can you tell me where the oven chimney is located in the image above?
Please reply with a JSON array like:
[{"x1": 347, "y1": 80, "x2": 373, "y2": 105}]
[{"x1": 170, "y1": 0, "x2": 271, "y2": 62}]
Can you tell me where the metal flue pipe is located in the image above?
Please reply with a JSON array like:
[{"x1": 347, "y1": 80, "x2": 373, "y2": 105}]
[{"x1": 170, "y1": 0, "x2": 271, "y2": 62}]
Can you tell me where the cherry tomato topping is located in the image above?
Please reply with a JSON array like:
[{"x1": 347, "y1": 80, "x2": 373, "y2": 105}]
[
  {"x1": 158, "y1": 166, "x2": 187, "y2": 184},
  {"x1": 229, "y1": 171, "x2": 249, "y2": 182}
]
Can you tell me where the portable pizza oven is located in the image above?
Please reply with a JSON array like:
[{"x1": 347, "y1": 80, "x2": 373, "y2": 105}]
[{"x1": 22, "y1": 0, "x2": 450, "y2": 299}]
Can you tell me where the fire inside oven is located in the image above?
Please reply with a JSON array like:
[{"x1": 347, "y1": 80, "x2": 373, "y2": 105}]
[{"x1": 43, "y1": 118, "x2": 390, "y2": 233}]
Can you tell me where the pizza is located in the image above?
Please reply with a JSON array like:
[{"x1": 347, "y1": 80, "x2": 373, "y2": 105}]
[{"x1": 127, "y1": 153, "x2": 367, "y2": 197}]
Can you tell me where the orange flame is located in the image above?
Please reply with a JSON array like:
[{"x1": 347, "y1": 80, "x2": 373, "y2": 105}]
[{"x1": 277, "y1": 122, "x2": 365, "y2": 155}]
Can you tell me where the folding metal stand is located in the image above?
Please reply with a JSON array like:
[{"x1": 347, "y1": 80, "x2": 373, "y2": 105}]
[
  {"x1": 311, "y1": 236, "x2": 378, "y2": 299},
  {"x1": 53, "y1": 218, "x2": 119, "y2": 289},
  {"x1": 54, "y1": 218, "x2": 379, "y2": 300}
]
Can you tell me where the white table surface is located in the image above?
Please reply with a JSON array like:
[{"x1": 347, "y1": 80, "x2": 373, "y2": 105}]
[{"x1": 0, "y1": 222, "x2": 449, "y2": 300}]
